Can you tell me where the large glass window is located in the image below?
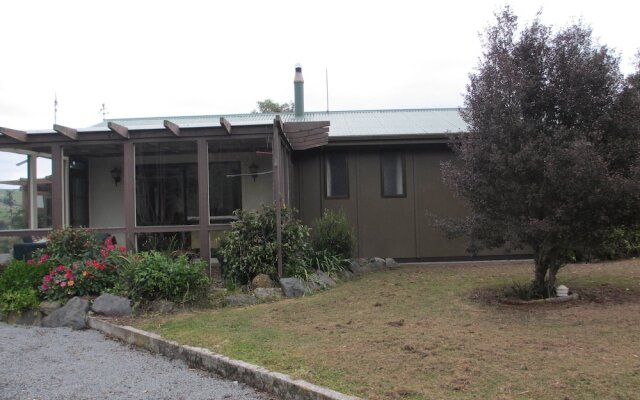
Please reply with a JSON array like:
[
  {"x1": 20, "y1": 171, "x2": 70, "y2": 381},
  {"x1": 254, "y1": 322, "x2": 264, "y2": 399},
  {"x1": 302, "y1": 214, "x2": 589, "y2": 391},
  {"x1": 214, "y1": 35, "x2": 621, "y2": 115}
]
[
  {"x1": 63, "y1": 144, "x2": 123, "y2": 229},
  {"x1": 135, "y1": 142, "x2": 198, "y2": 226},
  {"x1": 36, "y1": 156, "x2": 52, "y2": 228},
  {"x1": 325, "y1": 153, "x2": 348, "y2": 198},
  {"x1": 209, "y1": 138, "x2": 272, "y2": 222},
  {"x1": 0, "y1": 151, "x2": 30, "y2": 230},
  {"x1": 381, "y1": 152, "x2": 406, "y2": 197}
]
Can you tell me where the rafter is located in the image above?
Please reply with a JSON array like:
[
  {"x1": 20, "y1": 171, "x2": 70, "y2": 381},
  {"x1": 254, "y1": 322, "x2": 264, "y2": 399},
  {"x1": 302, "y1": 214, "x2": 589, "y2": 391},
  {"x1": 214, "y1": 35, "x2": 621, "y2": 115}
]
[
  {"x1": 107, "y1": 122, "x2": 129, "y2": 139},
  {"x1": 163, "y1": 120, "x2": 180, "y2": 136},
  {"x1": 53, "y1": 124, "x2": 78, "y2": 140},
  {"x1": 282, "y1": 121, "x2": 329, "y2": 133},
  {"x1": 285, "y1": 127, "x2": 329, "y2": 140},
  {"x1": 0, "y1": 127, "x2": 28, "y2": 142},
  {"x1": 220, "y1": 117, "x2": 232, "y2": 134}
]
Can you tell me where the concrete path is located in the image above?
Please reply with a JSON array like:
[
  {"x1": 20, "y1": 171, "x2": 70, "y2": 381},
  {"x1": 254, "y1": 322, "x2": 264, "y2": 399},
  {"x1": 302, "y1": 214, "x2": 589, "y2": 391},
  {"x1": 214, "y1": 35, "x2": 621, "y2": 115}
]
[{"x1": 0, "y1": 323, "x2": 273, "y2": 400}]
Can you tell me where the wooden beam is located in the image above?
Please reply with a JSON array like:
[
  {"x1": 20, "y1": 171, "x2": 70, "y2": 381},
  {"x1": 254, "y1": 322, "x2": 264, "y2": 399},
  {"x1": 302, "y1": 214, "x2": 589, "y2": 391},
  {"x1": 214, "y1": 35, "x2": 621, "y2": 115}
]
[
  {"x1": 53, "y1": 124, "x2": 78, "y2": 140},
  {"x1": 275, "y1": 116, "x2": 285, "y2": 133},
  {"x1": 0, "y1": 127, "x2": 28, "y2": 142},
  {"x1": 286, "y1": 127, "x2": 330, "y2": 140},
  {"x1": 107, "y1": 122, "x2": 129, "y2": 139},
  {"x1": 292, "y1": 141, "x2": 329, "y2": 151},
  {"x1": 163, "y1": 120, "x2": 180, "y2": 136},
  {"x1": 287, "y1": 132, "x2": 329, "y2": 145},
  {"x1": 282, "y1": 121, "x2": 329, "y2": 133},
  {"x1": 219, "y1": 117, "x2": 232, "y2": 134}
]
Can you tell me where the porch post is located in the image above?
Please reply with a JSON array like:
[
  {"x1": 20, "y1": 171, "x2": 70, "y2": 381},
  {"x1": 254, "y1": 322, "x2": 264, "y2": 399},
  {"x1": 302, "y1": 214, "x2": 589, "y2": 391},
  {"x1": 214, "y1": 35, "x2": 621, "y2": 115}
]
[
  {"x1": 27, "y1": 155, "x2": 37, "y2": 229},
  {"x1": 273, "y1": 120, "x2": 283, "y2": 278},
  {"x1": 196, "y1": 138, "x2": 212, "y2": 277},
  {"x1": 51, "y1": 144, "x2": 64, "y2": 229},
  {"x1": 123, "y1": 141, "x2": 136, "y2": 250}
]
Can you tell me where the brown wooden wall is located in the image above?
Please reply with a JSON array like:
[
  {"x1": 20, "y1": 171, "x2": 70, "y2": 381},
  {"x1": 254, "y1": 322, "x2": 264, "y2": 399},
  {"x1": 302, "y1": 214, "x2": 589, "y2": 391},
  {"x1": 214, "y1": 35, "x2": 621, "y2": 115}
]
[{"x1": 294, "y1": 144, "x2": 474, "y2": 260}]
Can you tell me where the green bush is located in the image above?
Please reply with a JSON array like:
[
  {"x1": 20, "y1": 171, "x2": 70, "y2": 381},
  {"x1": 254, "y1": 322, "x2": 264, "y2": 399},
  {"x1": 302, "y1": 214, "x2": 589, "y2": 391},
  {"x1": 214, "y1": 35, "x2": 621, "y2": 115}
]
[
  {"x1": 0, "y1": 288, "x2": 39, "y2": 313},
  {"x1": 39, "y1": 227, "x2": 100, "y2": 265},
  {"x1": 116, "y1": 251, "x2": 210, "y2": 304},
  {"x1": 219, "y1": 205, "x2": 312, "y2": 284},
  {"x1": 0, "y1": 259, "x2": 50, "y2": 293},
  {"x1": 598, "y1": 226, "x2": 640, "y2": 260},
  {"x1": 310, "y1": 209, "x2": 356, "y2": 259}
]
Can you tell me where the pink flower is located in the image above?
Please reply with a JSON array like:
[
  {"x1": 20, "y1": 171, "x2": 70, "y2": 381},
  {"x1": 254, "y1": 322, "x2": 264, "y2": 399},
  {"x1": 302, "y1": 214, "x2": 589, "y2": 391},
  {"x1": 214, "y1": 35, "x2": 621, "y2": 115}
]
[
  {"x1": 60, "y1": 281, "x2": 67, "y2": 287},
  {"x1": 57, "y1": 265, "x2": 65, "y2": 272},
  {"x1": 27, "y1": 259, "x2": 34, "y2": 265},
  {"x1": 38, "y1": 254, "x2": 49, "y2": 264},
  {"x1": 119, "y1": 246, "x2": 126, "y2": 253},
  {"x1": 100, "y1": 249, "x2": 108, "y2": 258},
  {"x1": 43, "y1": 275, "x2": 51, "y2": 282},
  {"x1": 40, "y1": 283, "x2": 48, "y2": 291}
]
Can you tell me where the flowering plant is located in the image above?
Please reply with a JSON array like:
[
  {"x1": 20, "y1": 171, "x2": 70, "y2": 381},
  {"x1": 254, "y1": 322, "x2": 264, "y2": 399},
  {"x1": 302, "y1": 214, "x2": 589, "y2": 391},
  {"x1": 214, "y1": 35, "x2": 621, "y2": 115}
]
[{"x1": 40, "y1": 235, "x2": 128, "y2": 301}]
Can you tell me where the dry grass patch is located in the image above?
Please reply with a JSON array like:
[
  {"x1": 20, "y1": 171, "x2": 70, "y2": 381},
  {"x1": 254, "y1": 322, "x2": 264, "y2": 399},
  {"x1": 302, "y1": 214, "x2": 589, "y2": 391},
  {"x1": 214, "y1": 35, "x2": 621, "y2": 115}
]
[{"x1": 134, "y1": 259, "x2": 640, "y2": 399}]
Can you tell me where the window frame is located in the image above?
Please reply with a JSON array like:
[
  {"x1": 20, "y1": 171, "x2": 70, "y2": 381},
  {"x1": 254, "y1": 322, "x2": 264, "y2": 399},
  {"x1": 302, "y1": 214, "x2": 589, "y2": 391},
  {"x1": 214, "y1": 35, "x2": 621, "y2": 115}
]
[
  {"x1": 380, "y1": 151, "x2": 407, "y2": 198},
  {"x1": 324, "y1": 152, "x2": 349, "y2": 199}
]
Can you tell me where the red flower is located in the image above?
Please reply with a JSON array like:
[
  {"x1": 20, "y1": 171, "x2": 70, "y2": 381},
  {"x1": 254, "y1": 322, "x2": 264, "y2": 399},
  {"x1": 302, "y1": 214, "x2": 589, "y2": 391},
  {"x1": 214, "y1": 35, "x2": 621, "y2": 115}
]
[
  {"x1": 57, "y1": 265, "x2": 65, "y2": 272},
  {"x1": 38, "y1": 254, "x2": 49, "y2": 264},
  {"x1": 40, "y1": 283, "x2": 48, "y2": 291},
  {"x1": 119, "y1": 246, "x2": 126, "y2": 253},
  {"x1": 43, "y1": 275, "x2": 51, "y2": 282},
  {"x1": 27, "y1": 259, "x2": 34, "y2": 265},
  {"x1": 100, "y1": 249, "x2": 108, "y2": 258}
]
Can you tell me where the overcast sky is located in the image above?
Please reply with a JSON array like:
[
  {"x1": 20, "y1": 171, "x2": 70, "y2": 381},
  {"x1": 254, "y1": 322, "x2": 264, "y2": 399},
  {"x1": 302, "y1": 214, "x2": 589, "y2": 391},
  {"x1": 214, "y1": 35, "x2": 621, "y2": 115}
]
[{"x1": 1, "y1": 0, "x2": 638, "y2": 132}]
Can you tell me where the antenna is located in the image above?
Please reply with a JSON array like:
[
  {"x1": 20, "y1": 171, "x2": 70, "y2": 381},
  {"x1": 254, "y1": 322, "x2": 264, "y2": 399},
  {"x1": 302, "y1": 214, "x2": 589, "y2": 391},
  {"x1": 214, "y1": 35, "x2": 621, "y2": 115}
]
[
  {"x1": 54, "y1": 93, "x2": 58, "y2": 124},
  {"x1": 325, "y1": 69, "x2": 330, "y2": 112},
  {"x1": 99, "y1": 103, "x2": 109, "y2": 121}
]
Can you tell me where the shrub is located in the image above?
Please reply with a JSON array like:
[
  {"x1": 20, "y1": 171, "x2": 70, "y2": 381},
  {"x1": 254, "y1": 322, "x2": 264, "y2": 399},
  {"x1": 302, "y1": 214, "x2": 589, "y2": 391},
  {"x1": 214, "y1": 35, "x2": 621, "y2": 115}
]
[
  {"x1": 0, "y1": 288, "x2": 39, "y2": 313},
  {"x1": 310, "y1": 209, "x2": 355, "y2": 259},
  {"x1": 116, "y1": 251, "x2": 210, "y2": 304},
  {"x1": 42, "y1": 227, "x2": 100, "y2": 264},
  {"x1": 0, "y1": 259, "x2": 50, "y2": 293},
  {"x1": 39, "y1": 235, "x2": 127, "y2": 302},
  {"x1": 219, "y1": 205, "x2": 312, "y2": 284}
]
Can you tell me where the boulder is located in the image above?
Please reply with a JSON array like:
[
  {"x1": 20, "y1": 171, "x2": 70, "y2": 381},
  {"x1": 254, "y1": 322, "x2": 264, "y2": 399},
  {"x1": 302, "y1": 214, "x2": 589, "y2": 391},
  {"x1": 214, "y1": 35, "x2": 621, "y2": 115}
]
[
  {"x1": 39, "y1": 301, "x2": 62, "y2": 316},
  {"x1": 337, "y1": 268, "x2": 354, "y2": 281},
  {"x1": 279, "y1": 277, "x2": 308, "y2": 298},
  {"x1": 385, "y1": 258, "x2": 398, "y2": 268},
  {"x1": 6, "y1": 309, "x2": 42, "y2": 326},
  {"x1": 148, "y1": 299, "x2": 175, "y2": 314},
  {"x1": 225, "y1": 294, "x2": 257, "y2": 307},
  {"x1": 251, "y1": 274, "x2": 275, "y2": 288},
  {"x1": 347, "y1": 259, "x2": 367, "y2": 274},
  {"x1": 310, "y1": 270, "x2": 337, "y2": 288},
  {"x1": 91, "y1": 294, "x2": 132, "y2": 317},
  {"x1": 254, "y1": 287, "x2": 284, "y2": 300},
  {"x1": 42, "y1": 297, "x2": 90, "y2": 330},
  {"x1": 369, "y1": 257, "x2": 386, "y2": 271}
]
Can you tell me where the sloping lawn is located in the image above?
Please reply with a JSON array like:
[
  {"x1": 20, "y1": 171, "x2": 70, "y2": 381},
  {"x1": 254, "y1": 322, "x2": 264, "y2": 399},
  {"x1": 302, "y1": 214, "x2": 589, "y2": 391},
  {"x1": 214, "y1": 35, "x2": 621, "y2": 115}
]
[{"x1": 136, "y1": 260, "x2": 640, "y2": 399}]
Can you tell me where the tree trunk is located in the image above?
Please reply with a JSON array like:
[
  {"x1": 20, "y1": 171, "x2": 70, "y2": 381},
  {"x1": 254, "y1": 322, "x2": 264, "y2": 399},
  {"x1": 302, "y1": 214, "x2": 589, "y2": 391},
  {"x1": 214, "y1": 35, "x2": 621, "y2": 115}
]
[{"x1": 533, "y1": 261, "x2": 549, "y2": 297}]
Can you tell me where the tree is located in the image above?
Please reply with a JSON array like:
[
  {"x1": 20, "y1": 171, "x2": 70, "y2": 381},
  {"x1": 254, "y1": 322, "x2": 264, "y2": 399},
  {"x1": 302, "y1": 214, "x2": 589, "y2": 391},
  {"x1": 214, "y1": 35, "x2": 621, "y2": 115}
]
[
  {"x1": 440, "y1": 8, "x2": 640, "y2": 296},
  {"x1": 252, "y1": 99, "x2": 294, "y2": 113}
]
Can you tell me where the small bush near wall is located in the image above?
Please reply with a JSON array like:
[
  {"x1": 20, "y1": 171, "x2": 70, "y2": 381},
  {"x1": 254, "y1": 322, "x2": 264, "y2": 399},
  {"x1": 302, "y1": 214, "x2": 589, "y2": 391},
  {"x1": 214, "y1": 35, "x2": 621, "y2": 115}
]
[
  {"x1": 219, "y1": 205, "x2": 312, "y2": 285},
  {"x1": 115, "y1": 251, "x2": 210, "y2": 304},
  {"x1": 310, "y1": 209, "x2": 356, "y2": 259}
]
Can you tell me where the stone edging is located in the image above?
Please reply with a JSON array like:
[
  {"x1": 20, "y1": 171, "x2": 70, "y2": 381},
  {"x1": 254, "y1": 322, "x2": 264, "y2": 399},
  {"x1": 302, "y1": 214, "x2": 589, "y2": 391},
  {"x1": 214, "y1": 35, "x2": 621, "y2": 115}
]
[{"x1": 87, "y1": 316, "x2": 360, "y2": 400}]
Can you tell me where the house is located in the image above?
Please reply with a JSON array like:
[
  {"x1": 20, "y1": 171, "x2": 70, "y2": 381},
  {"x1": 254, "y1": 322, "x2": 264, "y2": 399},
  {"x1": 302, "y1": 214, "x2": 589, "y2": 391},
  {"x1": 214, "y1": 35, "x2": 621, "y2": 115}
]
[{"x1": 0, "y1": 66, "x2": 506, "y2": 276}]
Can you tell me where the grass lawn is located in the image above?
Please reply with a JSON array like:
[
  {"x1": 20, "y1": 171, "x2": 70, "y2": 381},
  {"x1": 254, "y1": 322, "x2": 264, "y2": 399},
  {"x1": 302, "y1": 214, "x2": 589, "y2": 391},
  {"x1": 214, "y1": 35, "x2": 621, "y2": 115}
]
[{"x1": 135, "y1": 259, "x2": 640, "y2": 399}]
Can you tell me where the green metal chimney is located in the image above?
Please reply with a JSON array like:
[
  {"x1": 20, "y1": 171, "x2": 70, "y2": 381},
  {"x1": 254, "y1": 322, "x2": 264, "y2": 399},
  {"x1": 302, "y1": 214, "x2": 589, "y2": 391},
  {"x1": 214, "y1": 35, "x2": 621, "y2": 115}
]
[{"x1": 294, "y1": 64, "x2": 304, "y2": 117}]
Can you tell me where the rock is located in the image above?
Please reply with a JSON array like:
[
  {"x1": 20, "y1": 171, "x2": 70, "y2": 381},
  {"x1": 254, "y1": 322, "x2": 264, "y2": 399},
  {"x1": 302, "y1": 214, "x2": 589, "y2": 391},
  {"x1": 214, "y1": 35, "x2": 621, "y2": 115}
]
[
  {"x1": 148, "y1": 299, "x2": 175, "y2": 314},
  {"x1": 251, "y1": 274, "x2": 275, "y2": 288},
  {"x1": 279, "y1": 277, "x2": 308, "y2": 298},
  {"x1": 5, "y1": 309, "x2": 42, "y2": 326},
  {"x1": 310, "y1": 270, "x2": 337, "y2": 288},
  {"x1": 42, "y1": 297, "x2": 90, "y2": 330},
  {"x1": 254, "y1": 288, "x2": 283, "y2": 300},
  {"x1": 91, "y1": 294, "x2": 132, "y2": 317},
  {"x1": 337, "y1": 268, "x2": 354, "y2": 280},
  {"x1": 39, "y1": 301, "x2": 62, "y2": 316},
  {"x1": 369, "y1": 257, "x2": 386, "y2": 271},
  {"x1": 0, "y1": 254, "x2": 11, "y2": 266},
  {"x1": 347, "y1": 259, "x2": 367, "y2": 274},
  {"x1": 225, "y1": 294, "x2": 257, "y2": 307},
  {"x1": 385, "y1": 258, "x2": 398, "y2": 268}
]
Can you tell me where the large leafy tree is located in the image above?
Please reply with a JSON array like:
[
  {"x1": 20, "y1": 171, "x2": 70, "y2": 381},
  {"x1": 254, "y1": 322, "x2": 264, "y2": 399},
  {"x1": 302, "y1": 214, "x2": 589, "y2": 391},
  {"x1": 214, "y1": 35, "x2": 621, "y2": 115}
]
[
  {"x1": 442, "y1": 8, "x2": 640, "y2": 295},
  {"x1": 252, "y1": 99, "x2": 294, "y2": 113}
]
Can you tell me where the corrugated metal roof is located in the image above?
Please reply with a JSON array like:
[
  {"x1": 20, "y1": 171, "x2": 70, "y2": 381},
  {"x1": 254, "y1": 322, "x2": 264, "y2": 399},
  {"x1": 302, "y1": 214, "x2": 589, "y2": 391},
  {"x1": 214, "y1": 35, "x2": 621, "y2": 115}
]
[{"x1": 93, "y1": 108, "x2": 467, "y2": 137}]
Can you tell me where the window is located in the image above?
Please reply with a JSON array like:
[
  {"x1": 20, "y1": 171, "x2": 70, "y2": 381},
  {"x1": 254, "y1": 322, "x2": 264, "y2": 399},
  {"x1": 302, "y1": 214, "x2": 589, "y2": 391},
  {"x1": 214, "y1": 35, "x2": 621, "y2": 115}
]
[
  {"x1": 325, "y1": 153, "x2": 348, "y2": 198},
  {"x1": 381, "y1": 152, "x2": 405, "y2": 197},
  {"x1": 209, "y1": 161, "x2": 242, "y2": 220}
]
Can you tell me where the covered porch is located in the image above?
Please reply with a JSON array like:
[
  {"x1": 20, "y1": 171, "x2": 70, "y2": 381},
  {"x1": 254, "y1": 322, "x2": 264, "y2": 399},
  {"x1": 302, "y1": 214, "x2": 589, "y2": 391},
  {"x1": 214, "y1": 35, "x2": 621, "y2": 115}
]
[{"x1": 0, "y1": 118, "x2": 328, "y2": 277}]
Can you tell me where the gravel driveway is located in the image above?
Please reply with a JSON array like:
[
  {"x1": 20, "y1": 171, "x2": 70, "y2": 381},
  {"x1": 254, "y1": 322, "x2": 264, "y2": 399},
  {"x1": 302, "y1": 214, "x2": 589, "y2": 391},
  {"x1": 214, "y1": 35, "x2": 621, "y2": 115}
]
[{"x1": 0, "y1": 323, "x2": 272, "y2": 400}]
